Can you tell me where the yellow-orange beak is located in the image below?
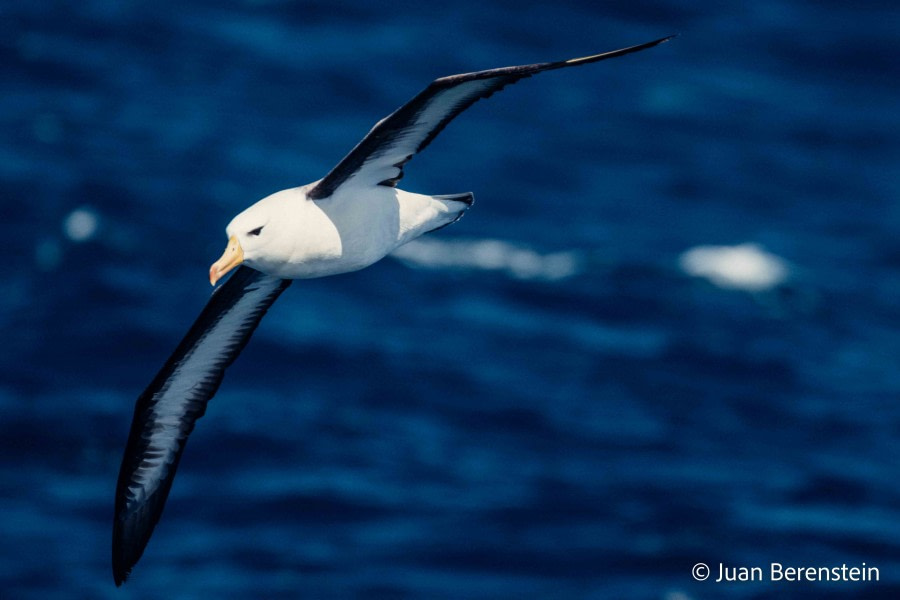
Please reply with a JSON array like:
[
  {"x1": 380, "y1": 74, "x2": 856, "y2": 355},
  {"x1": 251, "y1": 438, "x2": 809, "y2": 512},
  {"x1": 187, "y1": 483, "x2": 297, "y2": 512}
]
[{"x1": 209, "y1": 235, "x2": 244, "y2": 286}]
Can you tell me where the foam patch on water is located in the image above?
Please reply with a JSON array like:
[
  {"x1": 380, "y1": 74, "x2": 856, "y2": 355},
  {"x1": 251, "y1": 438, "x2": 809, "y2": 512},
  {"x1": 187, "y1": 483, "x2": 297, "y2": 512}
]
[
  {"x1": 62, "y1": 208, "x2": 98, "y2": 242},
  {"x1": 391, "y1": 238, "x2": 581, "y2": 281},
  {"x1": 679, "y1": 243, "x2": 788, "y2": 291}
]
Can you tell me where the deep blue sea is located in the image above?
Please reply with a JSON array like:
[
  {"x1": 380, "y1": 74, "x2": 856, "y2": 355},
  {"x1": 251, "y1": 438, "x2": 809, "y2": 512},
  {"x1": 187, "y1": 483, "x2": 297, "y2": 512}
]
[{"x1": 3, "y1": 1, "x2": 899, "y2": 598}]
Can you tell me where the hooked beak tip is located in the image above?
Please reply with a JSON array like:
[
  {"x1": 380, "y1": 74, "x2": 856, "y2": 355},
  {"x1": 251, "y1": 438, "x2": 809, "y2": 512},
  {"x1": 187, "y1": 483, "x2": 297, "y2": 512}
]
[{"x1": 209, "y1": 235, "x2": 243, "y2": 287}]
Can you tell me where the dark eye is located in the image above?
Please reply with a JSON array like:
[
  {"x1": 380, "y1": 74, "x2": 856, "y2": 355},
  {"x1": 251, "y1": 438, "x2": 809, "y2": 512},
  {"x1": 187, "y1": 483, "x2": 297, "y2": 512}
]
[{"x1": 248, "y1": 226, "x2": 264, "y2": 236}]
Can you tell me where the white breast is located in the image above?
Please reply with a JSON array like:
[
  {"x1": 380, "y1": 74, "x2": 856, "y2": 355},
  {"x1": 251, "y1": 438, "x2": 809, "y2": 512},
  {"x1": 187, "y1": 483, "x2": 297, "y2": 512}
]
[{"x1": 244, "y1": 185, "x2": 454, "y2": 279}]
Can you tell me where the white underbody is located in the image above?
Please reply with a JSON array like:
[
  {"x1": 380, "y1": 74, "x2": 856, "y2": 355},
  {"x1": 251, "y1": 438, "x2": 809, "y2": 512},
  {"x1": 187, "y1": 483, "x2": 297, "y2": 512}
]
[{"x1": 227, "y1": 183, "x2": 470, "y2": 280}]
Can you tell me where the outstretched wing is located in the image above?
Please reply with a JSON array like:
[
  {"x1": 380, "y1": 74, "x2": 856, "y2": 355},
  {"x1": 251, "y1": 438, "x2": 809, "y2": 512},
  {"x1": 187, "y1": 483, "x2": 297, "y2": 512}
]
[
  {"x1": 307, "y1": 35, "x2": 674, "y2": 200},
  {"x1": 112, "y1": 266, "x2": 291, "y2": 585}
]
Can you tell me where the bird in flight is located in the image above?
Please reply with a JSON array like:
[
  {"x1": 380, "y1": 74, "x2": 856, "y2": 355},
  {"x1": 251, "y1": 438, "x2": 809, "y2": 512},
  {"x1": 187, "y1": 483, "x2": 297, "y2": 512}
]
[{"x1": 112, "y1": 34, "x2": 674, "y2": 585}]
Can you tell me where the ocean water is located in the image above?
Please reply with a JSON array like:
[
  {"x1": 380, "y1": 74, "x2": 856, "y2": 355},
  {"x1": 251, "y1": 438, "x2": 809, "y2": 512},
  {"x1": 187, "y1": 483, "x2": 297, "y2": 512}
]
[{"x1": 2, "y1": 1, "x2": 899, "y2": 598}]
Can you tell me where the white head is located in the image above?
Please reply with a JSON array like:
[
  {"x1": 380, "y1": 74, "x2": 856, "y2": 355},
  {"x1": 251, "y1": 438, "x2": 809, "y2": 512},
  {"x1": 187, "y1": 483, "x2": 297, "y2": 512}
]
[{"x1": 208, "y1": 193, "x2": 291, "y2": 285}]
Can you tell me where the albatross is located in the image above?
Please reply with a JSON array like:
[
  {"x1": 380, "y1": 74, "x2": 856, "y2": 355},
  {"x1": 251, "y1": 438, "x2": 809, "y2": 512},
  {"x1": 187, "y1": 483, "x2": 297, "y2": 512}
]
[{"x1": 112, "y1": 34, "x2": 674, "y2": 585}]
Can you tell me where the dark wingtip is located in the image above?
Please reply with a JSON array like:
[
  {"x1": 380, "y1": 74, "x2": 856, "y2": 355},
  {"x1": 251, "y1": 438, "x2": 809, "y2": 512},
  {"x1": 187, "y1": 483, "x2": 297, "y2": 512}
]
[
  {"x1": 625, "y1": 33, "x2": 679, "y2": 53},
  {"x1": 633, "y1": 33, "x2": 679, "y2": 51},
  {"x1": 112, "y1": 522, "x2": 133, "y2": 586},
  {"x1": 560, "y1": 33, "x2": 678, "y2": 70},
  {"x1": 112, "y1": 554, "x2": 130, "y2": 586}
]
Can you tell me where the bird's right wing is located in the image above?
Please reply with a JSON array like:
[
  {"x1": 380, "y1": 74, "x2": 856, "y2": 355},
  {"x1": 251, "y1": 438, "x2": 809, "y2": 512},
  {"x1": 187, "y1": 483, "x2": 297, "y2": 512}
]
[{"x1": 112, "y1": 266, "x2": 291, "y2": 585}]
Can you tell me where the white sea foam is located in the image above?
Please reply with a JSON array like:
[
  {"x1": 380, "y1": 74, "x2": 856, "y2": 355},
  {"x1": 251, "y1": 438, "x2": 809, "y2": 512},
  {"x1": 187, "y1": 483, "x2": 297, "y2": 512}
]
[
  {"x1": 679, "y1": 243, "x2": 788, "y2": 291},
  {"x1": 63, "y1": 207, "x2": 98, "y2": 242},
  {"x1": 391, "y1": 238, "x2": 581, "y2": 281}
]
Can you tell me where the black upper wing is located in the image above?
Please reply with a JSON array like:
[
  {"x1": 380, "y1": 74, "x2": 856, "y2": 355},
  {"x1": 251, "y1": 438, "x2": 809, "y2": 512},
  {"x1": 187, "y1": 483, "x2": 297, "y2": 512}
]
[
  {"x1": 112, "y1": 266, "x2": 291, "y2": 585},
  {"x1": 307, "y1": 35, "x2": 674, "y2": 200}
]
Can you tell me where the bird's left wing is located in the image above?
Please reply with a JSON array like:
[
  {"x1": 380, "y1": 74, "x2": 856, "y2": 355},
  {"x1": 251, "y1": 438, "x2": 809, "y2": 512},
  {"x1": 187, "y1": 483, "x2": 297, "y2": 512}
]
[
  {"x1": 112, "y1": 266, "x2": 291, "y2": 585},
  {"x1": 307, "y1": 35, "x2": 674, "y2": 200}
]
